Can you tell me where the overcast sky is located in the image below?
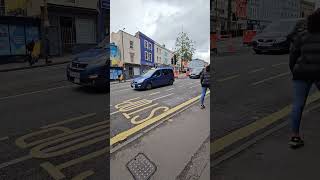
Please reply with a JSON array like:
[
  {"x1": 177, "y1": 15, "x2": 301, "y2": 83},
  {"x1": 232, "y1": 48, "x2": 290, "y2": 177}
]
[{"x1": 110, "y1": 0, "x2": 210, "y2": 63}]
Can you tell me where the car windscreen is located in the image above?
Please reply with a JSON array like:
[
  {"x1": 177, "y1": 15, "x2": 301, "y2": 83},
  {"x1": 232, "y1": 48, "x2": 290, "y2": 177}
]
[
  {"x1": 142, "y1": 69, "x2": 157, "y2": 77},
  {"x1": 263, "y1": 20, "x2": 298, "y2": 34}
]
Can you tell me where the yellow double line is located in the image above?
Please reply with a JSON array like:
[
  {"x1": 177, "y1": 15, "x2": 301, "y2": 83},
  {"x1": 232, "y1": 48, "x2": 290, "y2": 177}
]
[{"x1": 211, "y1": 92, "x2": 320, "y2": 155}]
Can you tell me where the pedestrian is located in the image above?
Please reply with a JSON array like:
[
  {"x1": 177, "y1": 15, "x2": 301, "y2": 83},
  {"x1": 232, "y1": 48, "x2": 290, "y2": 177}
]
[
  {"x1": 289, "y1": 9, "x2": 320, "y2": 149},
  {"x1": 26, "y1": 40, "x2": 35, "y2": 66},
  {"x1": 200, "y1": 64, "x2": 210, "y2": 109}
]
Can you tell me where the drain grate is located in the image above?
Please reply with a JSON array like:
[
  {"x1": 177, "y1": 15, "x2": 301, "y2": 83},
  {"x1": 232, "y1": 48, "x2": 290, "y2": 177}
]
[{"x1": 126, "y1": 153, "x2": 157, "y2": 180}]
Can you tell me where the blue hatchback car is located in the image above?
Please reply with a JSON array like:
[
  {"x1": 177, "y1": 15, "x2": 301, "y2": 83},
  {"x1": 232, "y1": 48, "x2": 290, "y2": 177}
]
[{"x1": 131, "y1": 67, "x2": 175, "y2": 90}]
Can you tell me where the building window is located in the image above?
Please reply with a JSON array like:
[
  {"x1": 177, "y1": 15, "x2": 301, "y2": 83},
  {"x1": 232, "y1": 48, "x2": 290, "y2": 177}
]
[
  {"x1": 130, "y1": 41, "x2": 134, "y2": 49},
  {"x1": 144, "y1": 40, "x2": 148, "y2": 49},
  {"x1": 145, "y1": 51, "x2": 148, "y2": 61},
  {"x1": 148, "y1": 42, "x2": 152, "y2": 50},
  {"x1": 148, "y1": 52, "x2": 152, "y2": 62},
  {"x1": 130, "y1": 53, "x2": 134, "y2": 62}
]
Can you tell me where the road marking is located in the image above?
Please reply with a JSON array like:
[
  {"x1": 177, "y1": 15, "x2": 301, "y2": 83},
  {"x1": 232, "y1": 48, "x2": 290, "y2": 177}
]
[
  {"x1": 0, "y1": 155, "x2": 32, "y2": 169},
  {"x1": 151, "y1": 93, "x2": 174, "y2": 101},
  {"x1": 165, "y1": 88, "x2": 174, "y2": 91},
  {"x1": 0, "y1": 136, "x2": 8, "y2": 141},
  {"x1": 251, "y1": 72, "x2": 290, "y2": 86},
  {"x1": 211, "y1": 91, "x2": 320, "y2": 155},
  {"x1": 217, "y1": 74, "x2": 240, "y2": 82},
  {"x1": 248, "y1": 68, "x2": 264, "y2": 74},
  {"x1": 272, "y1": 62, "x2": 287, "y2": 67},
  {"x1": 41, "y1": 113, "x2": 96, "y2": 129},
  {"x1": 123, "y1": 103, "x2": 159, "y2": 119},
  {"x1": 149, "y1": 92, "x2": 160, "y2": 96},
  {"x1": 189, "y1": 84, "x2": 200, "y2": 89},
  {"x1": 110, "y1": 111, "x2": 119, "y2": 115},
  {"x1": 110, "y1": 91, "x2": 210, "y2": 145},
  {"x1": 111, "y1": 88, "x2": 131, "y2": 94},
  {"x1": 0, "y1": 85, "x2": 74, "y2": 101},
  {"x1": 71, "y1": 170, "x2": 94, "y2": 180}
]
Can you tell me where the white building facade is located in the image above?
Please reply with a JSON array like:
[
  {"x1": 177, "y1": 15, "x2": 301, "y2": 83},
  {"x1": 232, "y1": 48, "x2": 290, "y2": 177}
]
[{"x1": 111, "y1": 30, "x2": 141, "y2": 78}]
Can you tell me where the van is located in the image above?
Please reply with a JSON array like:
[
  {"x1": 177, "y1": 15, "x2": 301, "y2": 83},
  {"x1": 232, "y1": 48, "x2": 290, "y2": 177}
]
[{"x1": 131, "y1": 67, "x2": 174, "y2": 90}]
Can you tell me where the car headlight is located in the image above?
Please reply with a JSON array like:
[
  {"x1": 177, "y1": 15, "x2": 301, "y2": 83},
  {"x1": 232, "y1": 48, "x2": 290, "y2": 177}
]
[
  {"x1": 275, "y1": 37, "x2": 287, "y2": 43},
  {"x1": 137, "y1": 79, "x2": 144, "y2": 83}
]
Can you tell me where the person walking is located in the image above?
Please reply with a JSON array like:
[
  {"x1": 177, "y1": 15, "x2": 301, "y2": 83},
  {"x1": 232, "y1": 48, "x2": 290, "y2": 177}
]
[
  {"x1": 200, "y1": 64, "x2": 210, "y2": 109},
  {"x1": 289, "y1": 9, "x2": 320, "y2": 148},
  {"x1": 26, "y1": 40, "x2": 35, "y2": 66}
]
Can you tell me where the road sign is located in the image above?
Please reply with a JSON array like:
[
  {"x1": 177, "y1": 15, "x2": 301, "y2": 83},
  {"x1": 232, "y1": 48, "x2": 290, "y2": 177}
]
[{"x1": 101, "y1": 0, "x2": 109, "y2": 9}]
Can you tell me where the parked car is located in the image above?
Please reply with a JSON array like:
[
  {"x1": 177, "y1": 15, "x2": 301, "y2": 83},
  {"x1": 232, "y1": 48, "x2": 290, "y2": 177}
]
[
  {"x1": 67, "y1": 38, "x2": 109, "y2": 90},
  {"x1": 131, "y1": 67, "x2": 174, "y2": 90},
  {"x1": 189, "y1": 67, "x2": 204, "y2": 79},
  {"x1": 252, "y1": 18, "x2": 306, "y2": 54}
]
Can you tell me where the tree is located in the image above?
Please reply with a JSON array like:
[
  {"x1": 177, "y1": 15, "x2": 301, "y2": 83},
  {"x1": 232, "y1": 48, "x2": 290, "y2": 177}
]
[{"x1": 174, "y1": 31, "x2": 196, "y2": 66}]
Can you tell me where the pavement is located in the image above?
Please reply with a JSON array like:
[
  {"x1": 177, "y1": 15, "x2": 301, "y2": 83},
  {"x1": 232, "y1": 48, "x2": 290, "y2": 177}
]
[
  {"x1": 212, "y1": 101, "x2": 320, "y2": 180},
  {"x1": 211, "y1": 50, "x2": 320, "y2": 179},
  {"x1": 110, "y1": 91, "x2": 210, "y2": 180},
  {"x1": 0, "y1": 63, "x2": 108, "y2": 179},
  {"x1": 0, "y1": 55, "x2": 73, "y2": 72}
]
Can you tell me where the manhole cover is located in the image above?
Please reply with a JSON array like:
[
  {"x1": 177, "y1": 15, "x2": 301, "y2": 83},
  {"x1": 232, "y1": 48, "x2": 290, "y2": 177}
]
[{"x1": 126, "y1": 153, "x2": 157, "y2": 180}]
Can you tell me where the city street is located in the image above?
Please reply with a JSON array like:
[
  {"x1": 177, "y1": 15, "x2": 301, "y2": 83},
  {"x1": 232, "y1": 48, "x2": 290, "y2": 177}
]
[
  {"x1": 110, "y1": 77, "x2": 206, "y2": 144},
  {"x1": 211, "y1": 51, "x2": 320, "y2": 176},
  {"x1": 0, "y1": 64, "x2": 108, "y2": 179}
]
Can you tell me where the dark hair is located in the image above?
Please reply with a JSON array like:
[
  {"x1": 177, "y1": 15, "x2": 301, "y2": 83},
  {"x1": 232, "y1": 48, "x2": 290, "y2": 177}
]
[
  {"x1": 205, "y1": 64, "x2": 210, "y2": 72},
  {"x1": 308, "y1": 8, "x2": 320, "y2": 33}
]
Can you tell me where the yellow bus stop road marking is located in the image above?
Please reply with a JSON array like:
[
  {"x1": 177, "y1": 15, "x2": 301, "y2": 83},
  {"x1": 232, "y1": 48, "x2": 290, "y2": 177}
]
[
  {"x1": 41, "y1": 113, "x2": 96, "y2": 129},
  {"x1": 211, "y1": 91, "x2": 320, "y2": 155},
  {"x1": 110, "y1": 91, "x2": 210, "y2": 146},
  {"x1": 0, "y1": 136, "x2": 8, "y2": 141}
]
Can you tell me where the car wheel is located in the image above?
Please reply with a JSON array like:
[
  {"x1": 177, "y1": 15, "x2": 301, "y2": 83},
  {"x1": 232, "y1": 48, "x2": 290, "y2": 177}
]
[
  {"x1": 146, "y1": 83, "x2": 152, "y2": 90},
  {"x1": 254, "y1": 49, "x2": 262, "y2": 54},
  {"x1": 169, "y1": 79, "x2": 174, "y2": 85}
]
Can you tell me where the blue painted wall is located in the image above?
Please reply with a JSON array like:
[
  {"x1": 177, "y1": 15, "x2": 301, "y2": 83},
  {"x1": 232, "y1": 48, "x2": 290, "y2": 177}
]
[{"x1": 137, "y1": 32, "x2": 154, "y2": 66}]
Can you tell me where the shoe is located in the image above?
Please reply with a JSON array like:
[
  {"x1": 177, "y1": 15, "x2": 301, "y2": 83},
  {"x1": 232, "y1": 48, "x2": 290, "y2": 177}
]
[
  {"x1": 200, "y1": 105, "x2": 205, "y2": 109},
  {"x1": 289, "y1": 136, "x2": 304, "y2": 149}
]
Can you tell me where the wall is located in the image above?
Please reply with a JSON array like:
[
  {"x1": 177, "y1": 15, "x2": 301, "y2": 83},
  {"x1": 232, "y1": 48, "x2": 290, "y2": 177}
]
[
  {"x1": 154, "y1": 43, "x2": 162, "y2": 65},
  {"x1": 121, "y1": 31, "x2": 140, "y2": 65},
  {"x1": 136, "y1": 31, "x2": 154, "y2": 67}
]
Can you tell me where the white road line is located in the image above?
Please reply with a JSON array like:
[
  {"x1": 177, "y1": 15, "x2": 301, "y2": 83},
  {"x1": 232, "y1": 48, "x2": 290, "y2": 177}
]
[
  {"x1": 0, "y1": 136, "x2": 8, "y2": 141},
  {"x1": 272, "y1": 62, "x2": 287, "y2": 67},
  {"x1": 189, "y1": 84, "x2": 200, "y2": 89},
  {"x1": 0, "y1": 85, "x2": 74, "y2": 101},
  {"x1": 110, "y1": 111, "x2": 119, "y2": 115},
  {"x1": 111, "y1": 88, "x2": 131, "y2": 94},
  {"x1": 165, "y1": 88, "x2": 174, "y2": 91},
  {"x1": 248, "y1": 68, "x2": 264, "y2": 74},
  {"x1": 149, "y1": 92, "x2": 160, "y2": 96},
  {"x1": 0, "y1": 155, "x2": 32, "y2": 169},
  {"x1": 151, "y1": 93, "x2": 174, "y2": 101},
  {"x1": 41, "y1": 113, "x2": 96, "y2": 129},
  {"x1": 251, "y1": 72, "x2": 290, "y2": 86},
  {"x1": 217, "y1": 74, "x2": 240, "y2": 82}
]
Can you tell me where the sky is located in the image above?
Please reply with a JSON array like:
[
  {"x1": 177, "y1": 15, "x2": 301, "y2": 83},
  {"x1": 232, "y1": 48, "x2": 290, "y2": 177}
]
[{"x1": 110, "y1": 0, "x2": 210, "y2": 63}]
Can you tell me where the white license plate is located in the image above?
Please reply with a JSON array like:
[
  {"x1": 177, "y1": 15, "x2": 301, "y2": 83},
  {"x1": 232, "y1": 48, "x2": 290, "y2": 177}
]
[
  {"x1": 74, "y1": 78, "x2": 80, "y2": 83},
  {"x1": 70, "y1": 72, "x2": 80, "y2": 78}
]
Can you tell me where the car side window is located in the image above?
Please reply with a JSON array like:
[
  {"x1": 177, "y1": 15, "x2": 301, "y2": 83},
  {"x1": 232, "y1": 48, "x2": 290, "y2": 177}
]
[
  {"x1": 163, "y1": 69, "x2": 169, "y2": 76},
  {"x1": 153, "y1": 70, "x2": 161, "y2": 77}
]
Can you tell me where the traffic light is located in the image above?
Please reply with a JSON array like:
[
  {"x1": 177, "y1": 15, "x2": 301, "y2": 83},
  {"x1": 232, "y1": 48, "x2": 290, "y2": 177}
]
[
  {"x1": 171, "y1": 57, "x2": 174, "y2": 65},
  {"x1": 173, "y1": 54, "x2": 177, "y2": 65}
]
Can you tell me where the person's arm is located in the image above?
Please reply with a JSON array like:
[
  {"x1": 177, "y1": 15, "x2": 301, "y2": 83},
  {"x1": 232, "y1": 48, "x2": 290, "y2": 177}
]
[
  {"x1": 289, "y1": 33, "x2": 303, "y2": 72},
  {"x1": 200, "y1": 71, "x2": 204, "y2": 84}
]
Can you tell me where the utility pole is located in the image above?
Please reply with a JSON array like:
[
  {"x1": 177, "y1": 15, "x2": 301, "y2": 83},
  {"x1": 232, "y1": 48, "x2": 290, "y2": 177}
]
[
  {"x1": 43, "y1": 0, "x2": 50, "y2": 60},
  {"x1": 227, "y1": 0, "x2": 232, "y2": 33},
  {"x1": 215, "y1": 0, "x2": 218, "y2": 33}
]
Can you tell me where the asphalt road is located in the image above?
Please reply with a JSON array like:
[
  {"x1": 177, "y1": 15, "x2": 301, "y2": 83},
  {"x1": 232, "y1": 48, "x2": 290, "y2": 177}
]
[
  {"x1": 0, "y1": 64, "x2": 108, "y2": 179},
  {"x1": 110, "y1": 77, "x2": 206, "y2": 142}
]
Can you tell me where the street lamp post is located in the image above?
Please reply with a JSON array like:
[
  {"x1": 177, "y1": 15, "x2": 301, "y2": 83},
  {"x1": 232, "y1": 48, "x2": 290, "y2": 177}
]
[{"x1": 43, "y1": 0, "x2": 50, "y2": 61}]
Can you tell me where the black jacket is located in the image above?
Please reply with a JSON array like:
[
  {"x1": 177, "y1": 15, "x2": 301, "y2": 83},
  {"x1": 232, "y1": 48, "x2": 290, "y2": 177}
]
[
  {"x1": 290, "y1": 31, "x2": 320, "y2": 80},
  {"x1": 200, "y1": 69, "x2": 210, "y2": 87}
]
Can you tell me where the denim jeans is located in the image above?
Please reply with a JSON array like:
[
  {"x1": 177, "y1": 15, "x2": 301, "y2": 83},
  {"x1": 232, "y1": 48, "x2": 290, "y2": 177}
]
[
  {"x1": 291, "y1": 80, "x2": 314, "y2": 134},
  {"x1": 200, "y1": 87, "x2": 208, "y2": 105}
]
